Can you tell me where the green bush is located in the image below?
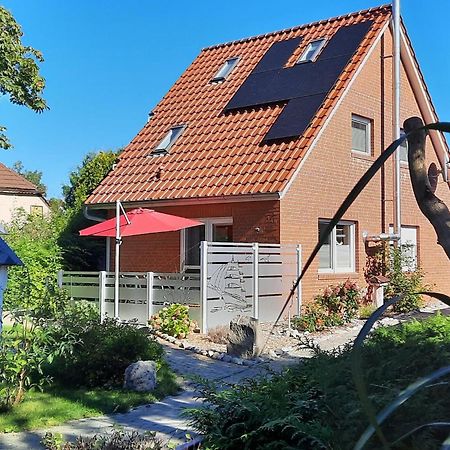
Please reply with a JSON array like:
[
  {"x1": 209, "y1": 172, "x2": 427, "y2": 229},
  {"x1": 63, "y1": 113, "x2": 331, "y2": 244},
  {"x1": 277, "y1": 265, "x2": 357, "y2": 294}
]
[
  {"x1": 385, "y1": 245, "x2": 427, "y2": 313},
  {"x1": 0, "y1": 287, "x2": 76, "y2": 410},
  {"x1": 42, "y1": 430, "x2": 163, "y2": 450},
  {"x1": 292, "y1": 279, "x2": 362, "y2": 332},
  {"x1": 188, "y1": 313, "x2": 450, "y2": 449},
  {"x1": 4, "y1": 209, "x2": 63, "y2": 311},
  {"x1": 47, "y1": 315, "x2": 164, "y2": 388},
  {"x1": 149, "y1": 303, "x2": 191, "y2": 339}
]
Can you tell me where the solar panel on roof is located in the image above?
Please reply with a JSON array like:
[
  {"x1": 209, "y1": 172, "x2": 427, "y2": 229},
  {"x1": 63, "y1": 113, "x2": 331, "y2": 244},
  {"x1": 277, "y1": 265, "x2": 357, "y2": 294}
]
[
  {"x1": 252, "y1": 37, "x2": 302, "y2": 73},
  {"x1": 264, "y1": 94, "x2": 326, "y2": 141},
  {"x1": 224, "y1": 20, "x2": 373, "y2": 142}
]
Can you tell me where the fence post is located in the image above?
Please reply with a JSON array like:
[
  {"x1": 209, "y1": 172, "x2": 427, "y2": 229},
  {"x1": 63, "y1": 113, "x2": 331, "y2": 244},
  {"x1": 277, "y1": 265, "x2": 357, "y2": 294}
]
[
  {"x1": 146, "y1": 272, "x2": 154, "y2": 321},
  {"x1": 296, "y1": 245, "x2": 302, "y2": 316},
  {"x1": 99, "y1": 271, "x2": 107, "y2": 323},
  {"x1": 200, "y1": 241, "x2": 208, "y2": 333},
  {"x1": 57, "y1": 270, "x2": 64, "y2": 289},
  {"x1": 252, "y1": 242, "x2": 259, "y2": 319}
]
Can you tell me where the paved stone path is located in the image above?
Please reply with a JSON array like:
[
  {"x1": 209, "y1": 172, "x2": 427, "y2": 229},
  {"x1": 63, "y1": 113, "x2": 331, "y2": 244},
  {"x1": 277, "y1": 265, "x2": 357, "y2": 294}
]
[{"x1": 0, "y1": 340, "x2": 304, "y2": 450}]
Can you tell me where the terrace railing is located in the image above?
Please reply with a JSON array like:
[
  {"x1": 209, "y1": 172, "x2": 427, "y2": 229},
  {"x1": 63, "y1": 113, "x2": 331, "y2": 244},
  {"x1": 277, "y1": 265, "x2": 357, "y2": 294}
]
[{"x1": 59, "y1": 241, "x2": 301, "y2": 331}]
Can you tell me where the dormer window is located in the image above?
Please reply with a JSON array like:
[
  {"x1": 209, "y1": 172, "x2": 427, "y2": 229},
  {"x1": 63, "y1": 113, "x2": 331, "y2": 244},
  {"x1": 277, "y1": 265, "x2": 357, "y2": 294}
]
[
  {"x1": 297, "y1": 38, "x2": 326, "y2": 63},
  {"x1": 211, "y1": 57, "x2": 239, "y2": 82},
  {"x1": 152, "y1": 125, "x2": 185, "y2": 156}
]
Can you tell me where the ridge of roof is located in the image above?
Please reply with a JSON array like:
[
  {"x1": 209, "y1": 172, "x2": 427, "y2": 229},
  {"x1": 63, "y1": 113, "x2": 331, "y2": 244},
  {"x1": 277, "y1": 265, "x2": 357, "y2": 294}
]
[
  {"x1": 202, "y1": 4, "x2": 391, "y2": 51},
  {"x1": 0, "y1": 162, "x2": 43, "y2": 194}
]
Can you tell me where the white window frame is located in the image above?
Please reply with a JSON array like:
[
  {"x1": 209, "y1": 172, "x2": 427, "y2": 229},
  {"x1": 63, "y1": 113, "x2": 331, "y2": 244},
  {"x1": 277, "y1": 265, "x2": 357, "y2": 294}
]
[
  {"x1": 297, "y1": 38, "x2": 327, "y2": 63},
  {"x1": 211, "y1": 57, "x2": 239, "y2": 82},
  {"x1": 180, "y1": 217, "x2": 233, "y2": 270},
  {"x1": 351, "y1": 115, "x2": 371, "y2": 155},
  {"x1": 318, "y1": 220, "x2": 356, "y2": 274},
  {"x1": 389, "y1": 225, "x2": 418, "y2": 271}
]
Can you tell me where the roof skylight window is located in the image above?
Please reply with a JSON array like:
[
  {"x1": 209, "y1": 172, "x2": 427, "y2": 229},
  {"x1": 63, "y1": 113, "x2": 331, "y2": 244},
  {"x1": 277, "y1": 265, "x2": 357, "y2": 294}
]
[
  {"x1": 211, "y1": 57, "x2": 239, "y2": 82},
  {"x1": 152, "y1": 125, "x2": 185, "y2": 155},
  {"x1": 297, "y1": 38, "x2": 326, "y2": 63}
]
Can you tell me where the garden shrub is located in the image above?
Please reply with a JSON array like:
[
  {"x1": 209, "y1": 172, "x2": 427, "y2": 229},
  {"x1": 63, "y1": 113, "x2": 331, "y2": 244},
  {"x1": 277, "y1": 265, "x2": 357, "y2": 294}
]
[
  {"x1": 292, "y1": 279, "x2": 362, "y2": 332},
  {"x1": 188, "y1": 313, "x2": 450, "y2": 449},
  {"x1": 47, "y1": 315, "x2": 164, "y2": 388},
  {"x1": 4, "y1": 209, "x2": 63, "y2": 311},
  {"x1": 42, "y1": 430, "x2": 163, "y2": 450},
  {"x1": 358, "y1": 303, "x2": 377, "y2": 319},
  {"x1": 149, "y1": 303, "x2": 191, "y2": 338},
  {"x1": 0, "y1": 286, "x2": 76, "y2": 410},
  {"x1": 385, "y1": 245, "x2": 427, "y2": 313},
  {"x1": 0, "y1": 320, "x2": 71, "y2": 411}
]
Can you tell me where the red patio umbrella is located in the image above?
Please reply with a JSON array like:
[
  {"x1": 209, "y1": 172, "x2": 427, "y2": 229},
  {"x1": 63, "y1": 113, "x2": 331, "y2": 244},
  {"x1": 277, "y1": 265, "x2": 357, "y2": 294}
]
[
  {"x1": 80, "y1": 208, "x2": 203, "y2": 237},
  {"x1": 79, "y1": 204, "x2": 203, "y2": 319}
]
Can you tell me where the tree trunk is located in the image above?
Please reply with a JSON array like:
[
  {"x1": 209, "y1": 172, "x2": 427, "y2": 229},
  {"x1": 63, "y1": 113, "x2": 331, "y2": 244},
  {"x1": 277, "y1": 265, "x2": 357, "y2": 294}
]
[{"x1": 404, "y1": 117, "x2": 450, "y2": 261}]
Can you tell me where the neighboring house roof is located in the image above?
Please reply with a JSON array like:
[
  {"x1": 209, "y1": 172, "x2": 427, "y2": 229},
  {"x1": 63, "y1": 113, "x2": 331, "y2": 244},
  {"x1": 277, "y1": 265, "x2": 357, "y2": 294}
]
[
  {"x1": 0, "y1": 163, "x2": 43, "y2": 196},
  {"x1": 86, "y1": 5, "x2": 393, "y2": 206}
]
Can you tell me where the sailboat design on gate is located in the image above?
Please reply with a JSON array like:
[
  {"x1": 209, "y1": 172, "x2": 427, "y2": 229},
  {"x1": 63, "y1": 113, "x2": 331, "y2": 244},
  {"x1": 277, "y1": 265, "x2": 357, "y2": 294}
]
[{"x1": 208, "y1": 256, "x2": 252, "y2": 313}]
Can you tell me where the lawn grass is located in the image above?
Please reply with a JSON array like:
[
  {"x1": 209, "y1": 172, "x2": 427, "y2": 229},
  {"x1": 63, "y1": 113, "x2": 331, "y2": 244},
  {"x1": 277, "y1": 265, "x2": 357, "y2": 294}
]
[{"x1": 0, "y1": 362, "x2": 179, "y2": 433}]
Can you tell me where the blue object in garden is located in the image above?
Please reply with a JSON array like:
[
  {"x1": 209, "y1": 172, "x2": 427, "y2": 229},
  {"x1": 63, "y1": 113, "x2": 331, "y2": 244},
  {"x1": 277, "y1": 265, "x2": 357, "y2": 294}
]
[{"x1": 0, "y1": 237, "x2": 22, "y2": 266}]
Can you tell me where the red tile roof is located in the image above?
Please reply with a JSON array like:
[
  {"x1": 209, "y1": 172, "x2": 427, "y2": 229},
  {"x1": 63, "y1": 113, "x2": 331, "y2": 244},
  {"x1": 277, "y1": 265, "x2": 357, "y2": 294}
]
[
  {"x1": 87, "y1": 5, "x2": 391, "y2": 206},
  {"x1": 0, "y1": 163, "x2": 43, "y2": 195}
]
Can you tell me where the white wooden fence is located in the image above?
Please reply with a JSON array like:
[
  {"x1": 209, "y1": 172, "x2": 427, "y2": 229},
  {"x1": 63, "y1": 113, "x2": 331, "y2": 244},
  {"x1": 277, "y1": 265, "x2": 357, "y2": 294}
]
[
  {"x1": 201, "y1": 242, "x2": 301, "y2": 330},
  {"x1": 59, "y1": 242, "x2": 301, "y2": 331},
  {"x1": 59, "y1": 271, "x2": 201, "y2": 325}
]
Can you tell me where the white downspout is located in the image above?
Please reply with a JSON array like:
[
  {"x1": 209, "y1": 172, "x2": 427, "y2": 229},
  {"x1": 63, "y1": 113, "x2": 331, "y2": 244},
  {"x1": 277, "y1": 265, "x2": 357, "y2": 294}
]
[{"x1": 392, "y1": 0, "x2": 402, "y2": 247}]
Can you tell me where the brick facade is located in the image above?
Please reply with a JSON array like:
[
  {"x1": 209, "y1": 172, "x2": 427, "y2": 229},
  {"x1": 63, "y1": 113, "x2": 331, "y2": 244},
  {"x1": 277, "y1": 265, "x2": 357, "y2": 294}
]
[
  {"x1": 280, "y1": 27, "x2": 450, "y2": 302},
  {"x1": 110, "y1": 26, "x2": 450, "y2": 306},
  {"x1": 113, "y1": 200, "x2": 280, "y2": 272}
]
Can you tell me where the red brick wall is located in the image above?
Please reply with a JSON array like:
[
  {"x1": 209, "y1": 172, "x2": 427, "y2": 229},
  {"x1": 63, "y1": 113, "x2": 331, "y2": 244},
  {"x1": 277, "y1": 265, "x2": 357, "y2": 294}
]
[
  {"x1": 111, "y1": 27, "x2": 450, "y2": 306},
  {"x1": 112, "y1": 200, "x2": 280, "y2": 272},
  {"x1": 281, "y1": 28, "x2": 450, "y2": 304}
]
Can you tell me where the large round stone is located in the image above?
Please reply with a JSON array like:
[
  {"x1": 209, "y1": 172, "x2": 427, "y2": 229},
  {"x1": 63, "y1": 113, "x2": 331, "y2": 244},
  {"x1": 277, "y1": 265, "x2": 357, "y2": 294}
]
[{"x1": 124, "y1": 361, "x2": 157, "y2": 392}]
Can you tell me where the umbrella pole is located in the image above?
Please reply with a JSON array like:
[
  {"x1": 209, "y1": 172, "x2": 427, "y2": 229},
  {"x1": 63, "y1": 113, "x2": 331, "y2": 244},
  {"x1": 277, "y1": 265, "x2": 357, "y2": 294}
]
[{"x1": 114, "y1": 200, "x2": 120, "y2": 319}]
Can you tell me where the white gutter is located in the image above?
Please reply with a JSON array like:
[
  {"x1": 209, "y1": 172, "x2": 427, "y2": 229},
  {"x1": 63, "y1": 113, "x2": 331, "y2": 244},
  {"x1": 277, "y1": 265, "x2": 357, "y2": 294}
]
[
  {"x1": 83, "y1": 205, "x2": 105, "y2": 222},
  {"x1": 400, "y1": 29, "x2": 449, "y2": 182}
]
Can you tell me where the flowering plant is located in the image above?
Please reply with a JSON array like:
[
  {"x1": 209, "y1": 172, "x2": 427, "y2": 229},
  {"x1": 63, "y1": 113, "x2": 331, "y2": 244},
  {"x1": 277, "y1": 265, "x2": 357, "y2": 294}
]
[
  {"x1": 292, "y1": 279, "x2": 362, "y2": 332},
  {"x1": 149, "y1": 303, "x2": 191, "y2": 339}
]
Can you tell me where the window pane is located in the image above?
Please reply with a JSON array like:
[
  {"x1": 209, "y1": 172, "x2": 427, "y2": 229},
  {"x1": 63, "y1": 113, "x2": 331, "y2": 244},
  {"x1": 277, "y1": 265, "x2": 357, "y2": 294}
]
[
  {"x1": 298, "y1": 39, "x2": 325, "y2": 62},
  {"x1": 399, "y1": 130, "x2": 408, "y2": 163},
  {"x1": 185, "y1": 225, "x2": 205, "y2": 266},
  {"x1": 212, "y1": 57, "x2": 239, "y2": 81},
  {"x1": 335, "y1": 224, "x2": 352, "y2": 269},
  {"x1": 30, "y1": 205, "x2": 43, "y2": 217},
  {"x1": 401, "y1": 226, "x2": 417, "y2": 271},
  {"x1": 213, "y1": 224, "x2": 233, "y2": 242},
  {"x1": 352, "y1": 119, "x2": 368, "y2": 153},
  {"x1": 154, "y1": 125, "x2": 184, "y2": 152},
  {"x1": 318, "y1": 222, "x2": 332, "y2": 269}
]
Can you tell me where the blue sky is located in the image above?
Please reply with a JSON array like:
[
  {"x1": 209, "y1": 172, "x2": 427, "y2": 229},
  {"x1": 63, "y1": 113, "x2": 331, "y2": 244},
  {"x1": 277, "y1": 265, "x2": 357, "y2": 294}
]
[{"x1": 1, "y1": 1, "x2": 449, "y2": 198}]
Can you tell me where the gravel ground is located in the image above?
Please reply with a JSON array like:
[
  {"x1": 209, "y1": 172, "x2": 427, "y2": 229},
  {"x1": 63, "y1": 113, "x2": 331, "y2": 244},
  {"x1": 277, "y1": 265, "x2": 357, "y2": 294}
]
[{"x1": 168, "y1": 297, "x2": 450, "y2": 360}]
